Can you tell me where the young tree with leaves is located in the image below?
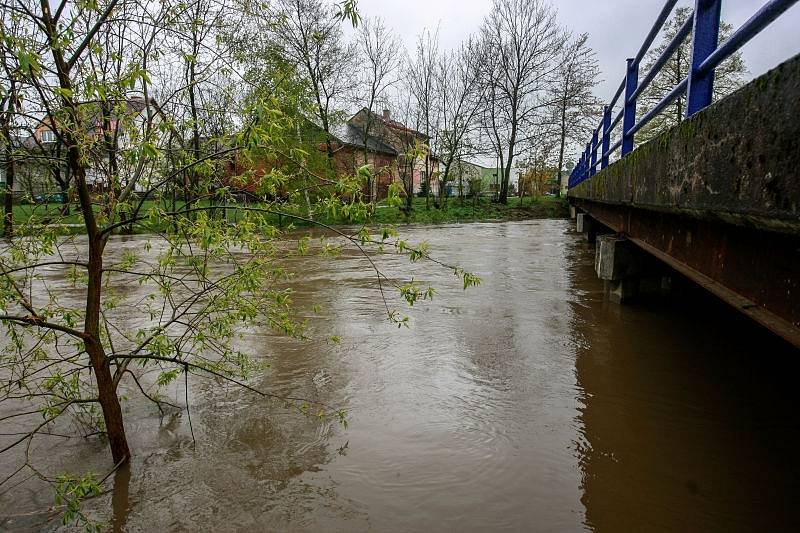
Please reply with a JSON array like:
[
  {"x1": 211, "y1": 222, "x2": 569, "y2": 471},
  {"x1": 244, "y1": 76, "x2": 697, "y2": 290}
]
[{"x1": 0, "y1": 3, "x2": 480, "y2": 528}]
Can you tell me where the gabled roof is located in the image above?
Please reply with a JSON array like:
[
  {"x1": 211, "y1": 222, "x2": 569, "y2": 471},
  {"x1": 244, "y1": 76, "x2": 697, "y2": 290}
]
[
  {"x1": 356, "y1": 107, "x2": 428, "y2": 140},
  {"x1": 329, "y1": 122, "x2": 398, "y2": 156},
  {"x1": 14, "y1": 96, "x2": 169, "y2": 154},
  {"x1": 303, "y1": 109, "x2": 429, "y2": 158}
]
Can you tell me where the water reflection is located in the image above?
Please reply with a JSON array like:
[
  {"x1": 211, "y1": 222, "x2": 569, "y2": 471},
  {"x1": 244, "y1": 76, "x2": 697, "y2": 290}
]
[
  {"x1": 1, "y1": 221, "x2": 798, "y2": 532},
  {"x1": 566, "y1": 239, "x2": 800, "y2": 532},
  {"x1": 111, "y1": 463, "x2": 131, "y2": 533}
]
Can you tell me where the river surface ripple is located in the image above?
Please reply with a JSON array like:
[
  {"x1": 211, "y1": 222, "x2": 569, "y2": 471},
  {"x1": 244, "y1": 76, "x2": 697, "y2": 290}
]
[{"x1": 1, "y1": 220, "x2": 798, "y2": 532}]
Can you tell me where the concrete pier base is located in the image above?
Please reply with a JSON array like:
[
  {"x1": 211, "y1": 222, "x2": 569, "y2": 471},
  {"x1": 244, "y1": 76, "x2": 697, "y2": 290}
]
[
  {"x1": 596, "y1": 234, "x2": 670, "y2": 303},
  {"x1": 570, "y1": 206, "x2": 577, "y2": 219},
  {"x1": 604, "y1": 279, "x2": 639, "y2": 303},
  {"x1": 576, "y1": 213, "x2": 596, "y2": 243}
]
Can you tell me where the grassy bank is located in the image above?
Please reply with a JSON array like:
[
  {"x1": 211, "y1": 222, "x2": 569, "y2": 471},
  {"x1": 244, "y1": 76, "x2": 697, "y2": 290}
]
[
  {"x1": 7, "y1": 195, "x2": 569, "y2": 234},
  {"x1": 363, "y1": 196, "x2": 569, "y2": 226},
  {"x1": 243, "y1": 195, "x2": 569, "y2": 227}
]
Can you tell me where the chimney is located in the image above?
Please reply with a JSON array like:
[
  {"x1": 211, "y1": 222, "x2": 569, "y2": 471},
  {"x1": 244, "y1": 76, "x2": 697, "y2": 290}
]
[{"x1": 382, "y1": 109, "x2": 390, "y2": 120}]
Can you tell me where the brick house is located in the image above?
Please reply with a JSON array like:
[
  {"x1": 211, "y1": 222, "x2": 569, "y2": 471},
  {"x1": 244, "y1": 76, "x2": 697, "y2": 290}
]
[{"x1": 329, "y1": 108, "x2": 438, "y2": 200}]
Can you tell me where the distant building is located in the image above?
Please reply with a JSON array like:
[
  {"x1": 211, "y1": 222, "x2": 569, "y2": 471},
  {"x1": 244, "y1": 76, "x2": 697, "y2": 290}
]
[
  {"x1": 8, "y1": 97, "x2": 166, "y2": 196},
  {"x1": 223, "y1": 108, "x2": 440, "y2": 202},
  {"x1": 333, "y1": 108, "x2": 438, "y2": 199},
  {"x1": 442, "y1": 160, "x2": 492, "y2": 197},
  {"x1": 475, "y1": 163, "x2": 524, "y2": 197}
]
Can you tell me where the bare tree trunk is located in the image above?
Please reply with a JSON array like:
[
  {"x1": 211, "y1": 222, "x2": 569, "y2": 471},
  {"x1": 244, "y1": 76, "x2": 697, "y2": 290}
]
[
  {"x1": 425, "y1": 155, "x2": 432, "y2": 210},
  {"x1": 75, "y1": 157, "x2": 131, "y2": 463},
  {"x1": 556, "y1": 93, "x2": 567, "y2": 197},
  {"x1": 406, "y1": 163, "x2": 413, "y2": 213},
  {"x1": 362, "y1": 115, "x2": 372, "y2": 202},
  {"x1": 53, "y1": 142, "x2": 71, "y2": 216},
  {"x1": 85, "y1": 240, "x2": 130, "y2": 464},
  {"x1": 2, "y1": 159, "x2": 13, "y2": 237},
  {"x1": 500, "y1": 133, "x2": 515, "y2": 205},
  {"x1": 458, "y1": 168, "x2": 464, "y2": 206},
  {"x1": 2, "y1": 185, "x2": 11, "y2": 237},
  {"x1": 58, "y1": 176, "x2": 70, "y2": 216}
]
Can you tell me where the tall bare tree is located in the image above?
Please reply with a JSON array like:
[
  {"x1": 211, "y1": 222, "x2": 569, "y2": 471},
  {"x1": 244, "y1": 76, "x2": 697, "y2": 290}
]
[
  {"x1": 435, "y1": 41, "x2": 483, "y2": 207},
  {"x1": 357, "y1": 16, "x2": 401, "y2": 199},
  {"x1": 387, "y1": 91, "x2": 425, "y2": 213},
  {"x1": 478, "y1": 0, "x2": 566, "y2": 204},
  {"x1": 271, "y1": 0, "x2": 357, "y2": 164},
  {"x1": 406, "y1": 27, "x2": 440, "y2": 210},
  {"x1": 549, "y1": 33, "x2": 601, "y2": 191}
]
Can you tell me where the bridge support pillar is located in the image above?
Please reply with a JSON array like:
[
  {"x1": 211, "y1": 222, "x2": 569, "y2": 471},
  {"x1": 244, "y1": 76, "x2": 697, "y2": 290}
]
[
  {"x1": 596, "y1": 234, "x2": 670, "y2": 303},
  {"x1": 576, "y1": 213, "x2": 597, "y2": 243},
  {"x1": 569, "y1": 205, "x2": 577, "y2": 219}
]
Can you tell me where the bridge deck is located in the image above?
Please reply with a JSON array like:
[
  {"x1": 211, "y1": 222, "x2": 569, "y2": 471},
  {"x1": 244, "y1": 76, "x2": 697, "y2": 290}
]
[{"x1": 569, "y1": 54, "x2": 800, "y2": 348}]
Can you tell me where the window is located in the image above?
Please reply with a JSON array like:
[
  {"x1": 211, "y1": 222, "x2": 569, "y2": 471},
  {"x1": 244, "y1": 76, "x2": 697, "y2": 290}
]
[{"x1": 40, "y1": 130, "x2": 55, "y2": 143}]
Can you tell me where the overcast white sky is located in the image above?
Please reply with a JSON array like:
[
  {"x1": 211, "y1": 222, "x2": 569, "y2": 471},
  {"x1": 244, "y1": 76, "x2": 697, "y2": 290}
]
[{"x1": 352, "y1": 0, "x2": 800, "y2": 102}]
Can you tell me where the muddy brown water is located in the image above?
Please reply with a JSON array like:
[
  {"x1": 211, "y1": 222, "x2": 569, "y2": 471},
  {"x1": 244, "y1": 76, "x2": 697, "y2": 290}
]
[{"x1": 1, "y1": 220, "x2": 798, "y2": 532}]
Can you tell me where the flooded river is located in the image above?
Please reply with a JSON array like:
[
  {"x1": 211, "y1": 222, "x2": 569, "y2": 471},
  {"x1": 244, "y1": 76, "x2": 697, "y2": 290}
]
[{"x1": 2, "y1": 220, "x2": 799, "y2": 532}]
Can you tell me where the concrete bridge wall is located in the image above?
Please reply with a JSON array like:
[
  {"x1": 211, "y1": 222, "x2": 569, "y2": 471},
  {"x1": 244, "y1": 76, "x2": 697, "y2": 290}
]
[{"x1": 569, "y1": 53, "x2": 800, "y2": 347}]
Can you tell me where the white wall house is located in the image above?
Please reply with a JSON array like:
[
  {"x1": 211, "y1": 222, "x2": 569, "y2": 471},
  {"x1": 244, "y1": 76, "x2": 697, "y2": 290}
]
[{"x1": 18, "y1": 97, "x2": 166, "y2": 195}]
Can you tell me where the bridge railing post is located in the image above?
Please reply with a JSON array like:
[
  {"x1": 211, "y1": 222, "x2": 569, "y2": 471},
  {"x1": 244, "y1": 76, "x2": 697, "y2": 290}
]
[
  {"x1": 581, "y1": 154, "x2": 586, "y2": 182},
  {"x1": 686, "y1": 0, "x2": 722, "y2": 116},
  {"x1": 583, "y1": 152, "x2": 588, "y2": 177},
  {"x1": 584, "y1": 143, "x2": 591, "y2": 181},
  {"x1": 589, "y1": 129, "x2": 599, "y2": 177},
  {"x1": 601, "y1": 105, "x2": 611, "y2": 169},
  {"x1": 621, "y1": 58, "x2": 639, "y2": 156}
]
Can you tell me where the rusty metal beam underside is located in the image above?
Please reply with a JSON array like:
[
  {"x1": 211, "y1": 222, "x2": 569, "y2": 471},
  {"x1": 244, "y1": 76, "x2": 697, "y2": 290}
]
[{"x1": 571, "y1": 200, "x2": 800, "y2": 348}]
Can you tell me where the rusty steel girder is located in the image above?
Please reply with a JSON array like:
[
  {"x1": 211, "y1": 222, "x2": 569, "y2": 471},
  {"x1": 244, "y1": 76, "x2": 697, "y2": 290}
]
[{"x1": 571, "y1": 199, "x2": 800, "y2": 348}]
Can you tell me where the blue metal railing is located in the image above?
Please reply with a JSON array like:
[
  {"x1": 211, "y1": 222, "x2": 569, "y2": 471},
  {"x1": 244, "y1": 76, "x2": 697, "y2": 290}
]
[{"x1": 568, "y1": 0, "x2": 799, "y2": 189}]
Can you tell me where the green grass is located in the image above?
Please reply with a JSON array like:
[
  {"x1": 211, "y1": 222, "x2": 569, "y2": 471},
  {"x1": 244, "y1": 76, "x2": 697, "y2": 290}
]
[
  {"x1": 9, "y1": 199, "x2": 197, "y2": 235},
  {"x1": 12, "y1": 202, "x2": 86, "y2": 225},
  {"x1": 233, "y1": 195, "x2": 569, "y2": 228},
  {"x1": 340, "y1": 196, "x2": 569, "y2": 226},
  {"x1": 6, "y1": 195, "x2": 569, "y2": 235}
]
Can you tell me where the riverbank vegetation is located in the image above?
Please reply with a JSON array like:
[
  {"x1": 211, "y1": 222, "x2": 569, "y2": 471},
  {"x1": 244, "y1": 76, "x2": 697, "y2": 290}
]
[{"x1": 10, "y1": 195, "x2": 568, "y2": 233}]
